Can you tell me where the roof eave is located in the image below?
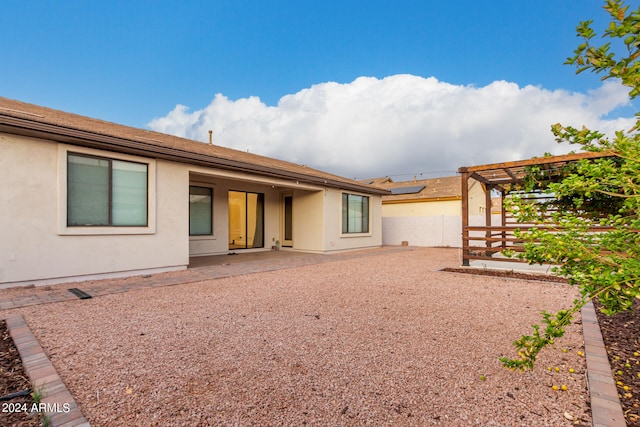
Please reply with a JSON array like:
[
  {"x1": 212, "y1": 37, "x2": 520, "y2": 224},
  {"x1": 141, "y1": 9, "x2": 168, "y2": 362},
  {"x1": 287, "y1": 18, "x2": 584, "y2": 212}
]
[{"x1": 0, "y1": 115, "x2": 389, "y2": 196}]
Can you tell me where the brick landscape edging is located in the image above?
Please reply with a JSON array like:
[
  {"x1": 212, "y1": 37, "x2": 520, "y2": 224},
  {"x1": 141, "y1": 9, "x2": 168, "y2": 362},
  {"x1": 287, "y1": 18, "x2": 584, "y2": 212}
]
[
  {"x1": 581, "y1": 301, "x2": 626, "y2": 427},
  {"x1": 5, "y1": 314, "x2": 90, "y2": 427}
]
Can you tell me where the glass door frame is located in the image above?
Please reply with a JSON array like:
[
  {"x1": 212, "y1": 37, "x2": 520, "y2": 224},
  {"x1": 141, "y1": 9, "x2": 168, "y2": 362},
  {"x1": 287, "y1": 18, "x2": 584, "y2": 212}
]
[
  {"x1": 228, "y1": 190, "x2": 264, "y2": 250},
  {"x1": 282, "y1": 193, "x2": 293, "y2": 247}
]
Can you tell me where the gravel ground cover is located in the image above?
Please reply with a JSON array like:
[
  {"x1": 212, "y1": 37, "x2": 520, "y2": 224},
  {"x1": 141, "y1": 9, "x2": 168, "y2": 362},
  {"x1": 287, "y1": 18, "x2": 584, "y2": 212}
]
[{"x1": 3, "y1": 248, "x2": 590, "y2": 426}]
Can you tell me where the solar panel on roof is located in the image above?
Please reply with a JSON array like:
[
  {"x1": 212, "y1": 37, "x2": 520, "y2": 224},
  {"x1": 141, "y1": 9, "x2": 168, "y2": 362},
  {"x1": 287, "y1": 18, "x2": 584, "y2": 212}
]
[{"x1": 390, "y1": 185, "x2": 425, "y2": 195}]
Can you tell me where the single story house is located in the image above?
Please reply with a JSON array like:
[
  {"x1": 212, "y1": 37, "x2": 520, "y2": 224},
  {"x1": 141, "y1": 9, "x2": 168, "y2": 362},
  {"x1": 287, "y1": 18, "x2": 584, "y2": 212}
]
[
  {"x1": 0, "y1": 97, "x2": 387, "y2": 287},
  {"x1": 363, "y1": 176, "x2": 490, "y2": 247}
]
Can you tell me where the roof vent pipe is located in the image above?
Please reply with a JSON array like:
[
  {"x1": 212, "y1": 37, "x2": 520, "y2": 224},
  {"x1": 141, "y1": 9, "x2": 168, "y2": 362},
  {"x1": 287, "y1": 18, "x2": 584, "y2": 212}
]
[{"x1": 208, "y1": 130, "x2": 213, "y2": 145}]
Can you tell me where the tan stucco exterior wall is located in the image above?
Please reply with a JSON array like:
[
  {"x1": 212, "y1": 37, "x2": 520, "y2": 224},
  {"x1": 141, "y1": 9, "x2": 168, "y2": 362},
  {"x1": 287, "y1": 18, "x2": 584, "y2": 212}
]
[
  {"x1": 188, "y1": 176, "x2": 383, "y2": 255},
  {"x1": 187, "y1": 172, "x2": 297, "y2": 256},
  {"x1": 382, "y1": 199, "x2": 461, "y2": 217},
  {"x1": 187, "y1": 165, "x2": 335, "y2": 256},
  {"x1": 1, "y1": 133, "x2": 383, "y2": 286},
  {"x1": 322, "y1": 188, "x2": 383, "y2": 252},
  {"x1": 289, "y1": 190, "x2": 325, "y2": 252},
  {"x1": 0, "y1": 135, "x2": 189, "y2": 286},
  {"x1": 468, "y1": 180, "x2": 488, "y2": 215}
]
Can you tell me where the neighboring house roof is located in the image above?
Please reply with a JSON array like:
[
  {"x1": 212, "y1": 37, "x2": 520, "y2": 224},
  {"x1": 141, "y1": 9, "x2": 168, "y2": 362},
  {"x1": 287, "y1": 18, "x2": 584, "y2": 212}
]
[
  {"x1": 363, "y1": 177, "x2": 395, "y2": 186},
  {"x1": 362, "y1": 176, "x2": 461, "y2": 203},
  {"x1": 0, "y1": 97, "x2": 388, "y2": 195}
]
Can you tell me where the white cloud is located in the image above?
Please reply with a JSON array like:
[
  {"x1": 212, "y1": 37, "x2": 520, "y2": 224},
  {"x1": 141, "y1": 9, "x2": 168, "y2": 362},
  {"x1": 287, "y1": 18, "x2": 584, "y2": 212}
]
[{"x1": 148, "y1": 75, "x2": 633, "y2": 180}]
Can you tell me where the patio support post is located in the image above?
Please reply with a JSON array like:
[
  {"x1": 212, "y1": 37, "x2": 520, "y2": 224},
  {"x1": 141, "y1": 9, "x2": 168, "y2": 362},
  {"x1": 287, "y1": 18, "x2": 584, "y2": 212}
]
[
  {"x1": 460, "y1": 169, "x2": 470, "y2": 266},
  {"x1": 485, "y1": 184, "x2": 492, "y2": 257}
]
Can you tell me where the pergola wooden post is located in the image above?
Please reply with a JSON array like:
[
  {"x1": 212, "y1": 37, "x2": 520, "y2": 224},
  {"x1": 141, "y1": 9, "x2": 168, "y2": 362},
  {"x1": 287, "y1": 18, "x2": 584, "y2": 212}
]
[
  {"x1": 460, "y1": 169, "x2": 470, "y2": 266},
  {"x1": 500, "y1": 188, "x2": 507, "y2": 250},
  {"x1": 484, "y1": 183, "x2": 493, "y2": 256}
]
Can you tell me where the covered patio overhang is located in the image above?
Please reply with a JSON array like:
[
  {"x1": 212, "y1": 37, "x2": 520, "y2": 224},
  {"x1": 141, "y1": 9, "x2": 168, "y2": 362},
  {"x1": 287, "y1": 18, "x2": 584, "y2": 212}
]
[{"x1": 458, "y1": 151, "x2": 615, "y2": 266}]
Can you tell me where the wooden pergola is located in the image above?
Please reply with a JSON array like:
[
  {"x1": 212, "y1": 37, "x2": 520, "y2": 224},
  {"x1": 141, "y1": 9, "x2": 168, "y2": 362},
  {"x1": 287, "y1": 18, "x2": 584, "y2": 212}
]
[{"x1": 458, "y1": 151, "x2": 614, "y2": 266}]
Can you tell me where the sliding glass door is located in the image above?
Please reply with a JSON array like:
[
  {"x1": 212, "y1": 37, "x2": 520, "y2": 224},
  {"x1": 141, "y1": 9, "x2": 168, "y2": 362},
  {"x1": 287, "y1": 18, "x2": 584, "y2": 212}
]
[{"x1": 228, "y1": 191, "x2": 264, "y2": 249}]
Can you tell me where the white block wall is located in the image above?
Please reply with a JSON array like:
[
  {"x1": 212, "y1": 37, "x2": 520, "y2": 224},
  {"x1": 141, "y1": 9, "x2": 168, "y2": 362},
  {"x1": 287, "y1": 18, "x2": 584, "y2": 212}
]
[
  {"x1": 382, "y1": 214, "x2": 503, "y2": 248},
  {"x1": 382, "y1": 216, "x2": 462, "y2": 247}
]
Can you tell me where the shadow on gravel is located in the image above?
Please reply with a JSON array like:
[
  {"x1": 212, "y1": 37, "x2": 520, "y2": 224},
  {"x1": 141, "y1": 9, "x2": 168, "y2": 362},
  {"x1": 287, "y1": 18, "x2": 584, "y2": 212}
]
[{"x1": 441, "y1": 267, "x2": 568, "y2": 283}]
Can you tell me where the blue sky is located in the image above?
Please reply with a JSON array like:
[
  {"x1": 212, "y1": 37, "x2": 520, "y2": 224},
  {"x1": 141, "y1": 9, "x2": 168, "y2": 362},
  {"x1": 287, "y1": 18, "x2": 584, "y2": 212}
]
[{"x1": 1, "y1": 1, "x2": 635, "y2": 179}]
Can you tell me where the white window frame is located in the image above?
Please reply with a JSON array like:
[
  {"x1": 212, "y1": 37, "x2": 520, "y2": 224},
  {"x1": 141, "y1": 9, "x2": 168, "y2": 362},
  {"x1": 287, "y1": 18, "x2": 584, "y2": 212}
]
[
  {"x1": 340, "y1": 192, "x2": 371, "y2": 236},
  {"x1": 57, "y1": 144, "x2": 156, "y2": 235},
  {"x1": 189, "y1": 184, "x2": 214, "y2": 238}
]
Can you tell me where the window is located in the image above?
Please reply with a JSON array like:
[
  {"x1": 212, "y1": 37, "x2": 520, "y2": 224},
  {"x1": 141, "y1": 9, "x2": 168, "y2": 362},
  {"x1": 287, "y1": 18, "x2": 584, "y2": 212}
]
[
  {"x1": 342, "y1": 193, "x2": 369, "y2": 233},
  {"x1": 189, "y1": 186, "x2": 213, "y2": 235},
  {"x1": 67, "y1": 153, "x2": 148, "y2": 226}
]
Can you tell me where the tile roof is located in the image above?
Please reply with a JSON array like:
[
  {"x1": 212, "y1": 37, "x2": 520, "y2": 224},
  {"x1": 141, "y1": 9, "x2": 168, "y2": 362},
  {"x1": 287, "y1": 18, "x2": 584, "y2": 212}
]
[
  {"x1": 364, "y1": 175, "x2": 461, "y2": 202},
  {"x1": 0, "y1": 97, "x2": 387, "y2": 195}
]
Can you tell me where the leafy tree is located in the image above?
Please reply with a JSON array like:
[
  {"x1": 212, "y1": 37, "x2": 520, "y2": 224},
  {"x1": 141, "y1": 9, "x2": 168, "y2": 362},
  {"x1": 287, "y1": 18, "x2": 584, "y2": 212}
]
[{"x1": 501, "y1": 0, "x2": 640, "y2": 370}]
